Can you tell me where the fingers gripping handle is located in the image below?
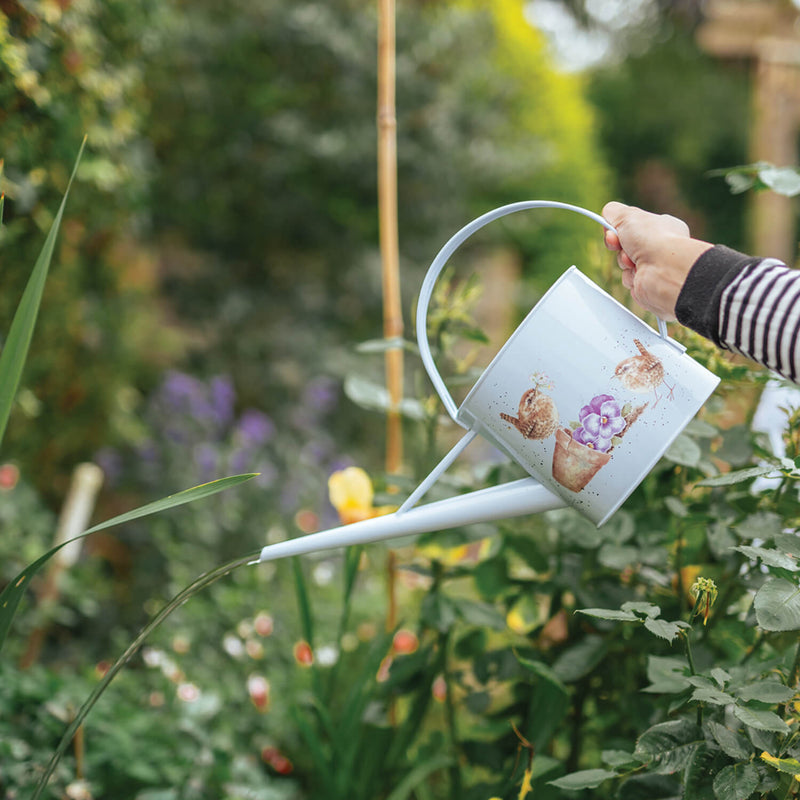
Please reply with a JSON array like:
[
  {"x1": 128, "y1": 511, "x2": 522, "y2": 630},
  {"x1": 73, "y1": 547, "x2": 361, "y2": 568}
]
[{"x1": 416, "y1": 201, "x2": 634, "y2": 424}]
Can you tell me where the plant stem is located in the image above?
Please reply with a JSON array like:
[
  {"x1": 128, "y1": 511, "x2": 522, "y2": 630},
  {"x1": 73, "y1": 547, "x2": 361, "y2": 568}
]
[
  {"x1": 790, "y1": 639, "x2": 800, "y2": 688},
  {"x1": 31, "y1": 551, "x2": 259, "y2": 800},
  {"x1": 440, "y1": 630, "x2": 462, "y2": 800},
  {"x1": 683, "y1": 630, "x2": 703, "y2": 727}
]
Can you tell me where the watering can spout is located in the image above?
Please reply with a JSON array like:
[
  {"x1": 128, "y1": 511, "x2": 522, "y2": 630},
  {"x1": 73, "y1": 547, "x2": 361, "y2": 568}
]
[{"x1": 257, "y1": 477, "x2": 565, "y2": 564}]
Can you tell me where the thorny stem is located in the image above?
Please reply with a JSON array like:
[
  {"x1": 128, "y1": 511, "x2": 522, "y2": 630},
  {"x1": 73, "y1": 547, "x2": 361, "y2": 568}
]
[{"x1": 31, "y1": 551, "x2": 259, "y2": 800}]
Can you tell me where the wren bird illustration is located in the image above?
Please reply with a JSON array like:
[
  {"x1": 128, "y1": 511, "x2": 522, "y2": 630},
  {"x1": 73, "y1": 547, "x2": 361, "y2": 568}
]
[
  {"x1": 500, "y1": 387, "x2": 559, "y2": 440},
  {"x1": 614, "y1": 339, "x2": 674, "y2": 406}
]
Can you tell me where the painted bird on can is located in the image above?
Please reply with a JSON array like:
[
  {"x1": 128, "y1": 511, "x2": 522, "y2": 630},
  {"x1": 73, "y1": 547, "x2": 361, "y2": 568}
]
[
  {"x1": 500, "y1": 387, "x2": 559, "y2": 440},
  {"x1": 614, "y1": 339, "x2": 674, "y2": 406}
]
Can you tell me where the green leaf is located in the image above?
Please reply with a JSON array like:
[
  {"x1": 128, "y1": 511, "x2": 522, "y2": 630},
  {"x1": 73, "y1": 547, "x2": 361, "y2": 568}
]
[
  {"x1": 706, "y1": 721, "x2": 752, "y2": 761},
  {"x1": 515, "y1": 654, "x2": 568, "y2": 693},
  {"x1": 734, "y1": 681, "x2": 796, "y2": 704},
  {"x1": 733, "y1": 705, "x2": 790, "y2": 733},
  {"x1": 0, "y1": 473, "x2": 256, "y2": 654},
  {"x1": 0, "y1": 139, "x2": 85, "y2": 449},
  {"x1": 753, "y1": 578, "x2": 800, "y2": 631},
  {"x1": 602, "y1": 750, "x2": 641, "y2": 769},
  {"x1": 548, "y1": 768, "x2": 618, "y2": 790},
  {"x1": 343, "y1": 375, "x2": 427, "y2": 419},
  {"x1": 734, "y1": 545, "x2": 798, "y2": 572},
  {"x1": 642, "y1": 656, "x2": 691, "y2": 694},
  {"x1": 759, "y1": 753, "x2": 800, "y2": 776},
  {"x1": 712, "y1": 762, "x2": 759, "y2": 800},
  {"x1": 773, "y1": 532, "x2": 800, "y2": 557},
  {"x1": 634, "y1": 719, "x2": 703, "y2": 774},
  {"x1": 664, "y1": 434, "x2": 702, "y2": 467},
  {"x1": 577, "y1": 607, "x2": 638, "y2": 621},
  {"x1": 551, "y1": 635, "x2": 608, "y2": 683},
  {"x1": 621, "y1": 601, "x2": 661, "y2": 618},
  {"x1": 735, "y1": 512, "x2": 784, "y2": 541},
  {"x1": 292, "y1": 558, "x2": 315, "y2": 647},
  {"x1": 697, "y1": 466, "x2": 778, "y2": 487},
  {"x1": 758, "y1": 166, "x2": 800, "y2": 197},
  {"x1": 644, "y1": 618, "x2": 690, "y2": 643},
  {"x1": 384, "y1": 754, "x2": 456, "y2": 800},
  {"x1": 355, "y1": 336, "x2": 418, "y2": 354},
  {"x1": 710, "y1": 668, "x2": 732, "y2": 687},
  {"x1": 690, "y1": 686, "x2": 735, "y2": 706},
  {"x1": 725, "y1": 172, "x2": 757, "y2": 195}
]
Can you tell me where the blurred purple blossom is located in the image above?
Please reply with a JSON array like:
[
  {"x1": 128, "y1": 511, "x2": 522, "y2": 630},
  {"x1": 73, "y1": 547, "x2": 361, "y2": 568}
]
[
  {"x1": 236, "y1": 409, "x2": 275, "y2": 448},
  {"x1": 94, "y1": 447, "x2": 123, "y2": 486},
  {"x1": 301, "y1": 376, "x2": 338, "y2": 415}
]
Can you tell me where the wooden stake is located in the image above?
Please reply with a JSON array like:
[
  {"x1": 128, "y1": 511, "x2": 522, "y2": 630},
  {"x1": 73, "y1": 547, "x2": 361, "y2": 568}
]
[{"x1": 377, "y1": 0, "x2": 404, "y2": 479}]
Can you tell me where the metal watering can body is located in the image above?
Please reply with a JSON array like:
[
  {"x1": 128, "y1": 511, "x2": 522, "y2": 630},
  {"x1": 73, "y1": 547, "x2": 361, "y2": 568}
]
[{"x1": 259, "y1": 202, "x2": 719, "y2": 565}]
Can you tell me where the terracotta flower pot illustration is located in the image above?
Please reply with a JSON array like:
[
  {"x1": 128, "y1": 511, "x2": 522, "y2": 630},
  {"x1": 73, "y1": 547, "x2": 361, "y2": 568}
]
[
  {"x1": 551, "y1": 394, "x2": 646, "y2": 493},
  {"x1": 552, "y1": 427, "x2": 612, "y2": 492}
]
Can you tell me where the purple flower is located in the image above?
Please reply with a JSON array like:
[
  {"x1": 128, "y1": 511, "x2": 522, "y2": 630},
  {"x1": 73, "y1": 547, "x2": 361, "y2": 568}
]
[
  {"x1": 573, "y1": 394, "x2": 626, "y2": 453},
  {"x1": 236, "y1": 409, "x2": 275, "y2": 447},
  {"x1": 210, "y1": 376, "x2": 236, "y2": 427}
]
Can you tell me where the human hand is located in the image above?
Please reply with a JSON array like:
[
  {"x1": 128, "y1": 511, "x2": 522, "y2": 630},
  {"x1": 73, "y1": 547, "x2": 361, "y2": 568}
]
[{"x1": 602, "y1": 201, "x2": 712, "y2": 321}]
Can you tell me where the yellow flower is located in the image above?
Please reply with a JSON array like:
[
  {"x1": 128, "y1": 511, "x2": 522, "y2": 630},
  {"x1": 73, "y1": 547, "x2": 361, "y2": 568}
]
[
  {"x1": 328, "y1": 467, "x2": 395, "y2": 525},
  {"x1": 690, "y1": 576, "x2": 718, "y2": 626}
]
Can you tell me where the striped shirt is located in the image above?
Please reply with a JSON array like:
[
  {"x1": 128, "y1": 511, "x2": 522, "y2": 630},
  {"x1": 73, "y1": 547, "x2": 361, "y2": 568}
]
[{"x1": 676, "y1": 245, "x2": 800, "y2": 384}]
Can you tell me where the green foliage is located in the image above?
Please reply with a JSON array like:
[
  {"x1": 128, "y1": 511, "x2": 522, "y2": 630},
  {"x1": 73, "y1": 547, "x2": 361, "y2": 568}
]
[
  {"x1": 0, "y1": 0, "x2": 169, "y2": 497},
  {"x1": 710, "y1": 163, "x2": 800, "y2": 198}
]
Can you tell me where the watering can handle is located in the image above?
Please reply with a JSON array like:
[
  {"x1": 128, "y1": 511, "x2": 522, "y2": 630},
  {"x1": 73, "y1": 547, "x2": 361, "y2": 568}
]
[{"x1": 415, "y1": 200, "x2": 669, "y2": 425}]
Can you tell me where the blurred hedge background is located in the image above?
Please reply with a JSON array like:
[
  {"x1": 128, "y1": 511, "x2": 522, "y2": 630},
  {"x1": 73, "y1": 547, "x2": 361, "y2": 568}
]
[{"x1": 2, "y1": 0, "x2": 784, "y2": 797}]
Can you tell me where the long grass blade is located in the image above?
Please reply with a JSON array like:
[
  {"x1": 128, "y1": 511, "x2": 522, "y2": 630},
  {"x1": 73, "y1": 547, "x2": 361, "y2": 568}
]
[
  {"x1": 0, "y1": 473, "x2": 257, "y2": 653},
  {"x1": 31, "y1": 550, "x2": 258, "y2": 800},
  {"x1": 0, "y1": 138, "x2": 86, "y2": 449}
]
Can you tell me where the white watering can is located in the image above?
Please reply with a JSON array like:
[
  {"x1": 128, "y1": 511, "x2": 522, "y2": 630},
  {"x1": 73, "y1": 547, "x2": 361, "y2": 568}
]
[{"x1": 258, "y1": 201, "x2": 719, "y2": 565}]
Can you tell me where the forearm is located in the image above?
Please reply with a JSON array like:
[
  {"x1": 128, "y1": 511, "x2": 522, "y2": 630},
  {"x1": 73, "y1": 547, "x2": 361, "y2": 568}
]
[{"x1": 676, "y1": 246, "x2": 800, "y2": 383}]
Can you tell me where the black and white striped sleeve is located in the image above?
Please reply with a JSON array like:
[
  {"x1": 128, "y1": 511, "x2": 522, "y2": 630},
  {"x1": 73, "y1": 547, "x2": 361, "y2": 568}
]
[{"x1": 675, "y1": 245, "x2": 800, "y2": 384}]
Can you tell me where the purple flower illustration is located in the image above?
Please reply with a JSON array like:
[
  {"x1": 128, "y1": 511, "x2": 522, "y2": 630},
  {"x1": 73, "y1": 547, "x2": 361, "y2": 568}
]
[{"x1": 572, "y1": 394, "x2": 626, "y2": 453}]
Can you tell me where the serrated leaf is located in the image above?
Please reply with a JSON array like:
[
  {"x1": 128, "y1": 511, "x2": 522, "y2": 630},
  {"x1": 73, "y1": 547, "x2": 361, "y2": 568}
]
[
  {"x1": 577, "y1": 607, "x2": 638, "y2": 621},
  {"x1": 711, "y1": 668, "x2": 732, "y2": 687},
  {"x1": 634, "y1": 720, "x2": 703, "y2": 774},
  {"x1": 691, "y1": 686, "x2": 735, "y2": 706},
  {"x1": 644, "y1": 618, "x2": 689, "y2": 643},
  {"x1": 548, "y1": 769, "x2": 617, "y2": 790},
  {"x1": 774, "y1": 533, "x2": 800, "y2": 557},
  {"x1": 621, "y1": 601, "x2": 660, "y2": 618},
  {"x1": 735, "y1": 512, "x2": 784, "y2": 541},
  {"x1": 0, "y1": 473, "x2": 257, "y2": 653},
  {"x1": 759, "y1": 752, "x2": 800, "y2": 776},
  {"x1": 735, "y1": 545, "x2": 799, "y2": 572},
  {"x1": 753, "y1": 578, "x2": 800, "y2": 631},
  {"x1": 733, "y1": 704, "x2": 790, "y2": 733},
  {"x1": 734, "y1": 681, "x2": 796, "y2": 704},
  {"x1": 712, "y1": 762, "x2": 760, "y2": 800},
  {"x1": 698, "y1": 466, "x2": 777, "y2": 487},
  {"x1": 706, "y1": 721, "x2": 752, "y2": 761}
]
